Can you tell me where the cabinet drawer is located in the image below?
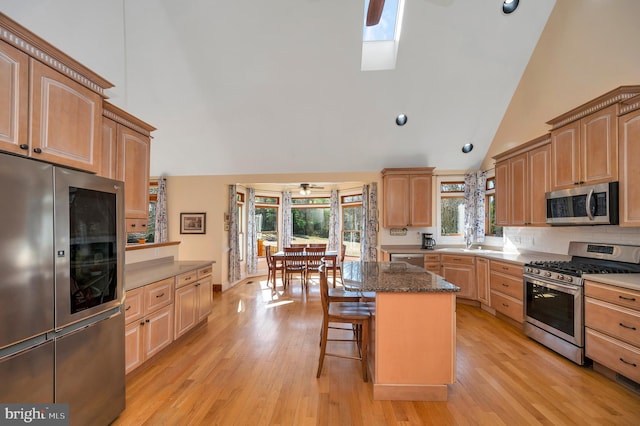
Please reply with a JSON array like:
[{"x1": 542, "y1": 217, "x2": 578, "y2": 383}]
[
  {"x1": 441, "y1": 254, "x2": 474, "y2": 265},
  {"x1": 490, "y1": 260, "x2": 522, "y2": 278},
  {"x1": 585, "y1": 297, "x2": 640, "y2": 347},
  {"x1": 424, "y1": 254, "x2": 440, "y2": 262},
  {"x1": 176, "y1": 270, "x2": 198, "y2": 288},
  {"x1": 490, "y1": 271, "x2": 523, "y2": 301},
  {"x1": 586, "y1": 328, "x2": 640, "y2": 384},
  {"x1": 126, "y1": 218, "x2": 148, "y2": 234},
  {"x1": 585, "y1": 281, "x2": 640, "y2": 311},
  {"x1": 198, "y1": 265, "x2": 213, "y2": 279},
  {"x1": 490, "y1": 290, "x2": 523, "y2": 322},
  {"x1": 424, "y1": 262, "x2": 441, "y2": 274},
  {"x1": 144, "y1": 278, "x2": 174, "y2": 313},
  {"x1": 124, "y1": 287, "x2": 144, "y2": 323}
]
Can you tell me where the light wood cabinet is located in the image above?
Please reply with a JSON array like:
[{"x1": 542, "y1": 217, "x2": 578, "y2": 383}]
[
  {"x1": 618, "y1": 96, "x2": 640, "y2": 227},
  {"x1": 102, "y1": 102, "x2": 155, "y2": 221},
  {"x1": 0, "y1": 40, "x2": 29, "y2": 155},
  {"x1": 0, "y1": 14, "x2": 114, "y2": 173},
  {"x1": 494, "y1": 135, "x2": 551, "y2": 227},
  {"x1": 424, "y1": 253, "x2": 441, "y2": 275},
  {"x1": 475, "y1": 257, "x2": 490, "y2": 306},
  {"x1": 0, "y1": 40, "x2": 104, "y2": 172},
  {"x1": 441, "y1": 254, "x2": 476, "y2": 300},
  {"x1": 546, "y1": 87, "x2": 640, "y2": 191},
  {"x1": 585, "y1": 280, "x2": 640, "y2": 383},
  {"x1": 124, "y1": 278, "x2": 175, "y2": 374},
  {"x1": 174, "y1": 265, "x2": 213, "y2": 339},
  {"x1": 489, "y1": 260, "x2": 523, "y2": 322},
  {"x1": 381, "y1": 168, "x2": 434, "y2": 228}
]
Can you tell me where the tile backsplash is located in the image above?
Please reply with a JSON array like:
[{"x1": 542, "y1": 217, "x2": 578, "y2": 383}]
[{"x1": 504, "y1": 225, "x2": 640, "y2": 255}]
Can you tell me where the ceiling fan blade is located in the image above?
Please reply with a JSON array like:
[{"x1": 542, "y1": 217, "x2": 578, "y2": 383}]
[{"x1": 366, "y1": 0, "x2": 385, "y2": 26}]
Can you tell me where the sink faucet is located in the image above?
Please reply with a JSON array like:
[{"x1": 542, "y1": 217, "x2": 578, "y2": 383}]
[{"x1": 464, "y1": 225, "x2": 474, "y2": 249}]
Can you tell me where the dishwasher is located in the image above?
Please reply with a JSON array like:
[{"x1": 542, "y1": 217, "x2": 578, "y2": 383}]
[{"x1": 389, "y1": 253, "x2": 425, "y2": 268}]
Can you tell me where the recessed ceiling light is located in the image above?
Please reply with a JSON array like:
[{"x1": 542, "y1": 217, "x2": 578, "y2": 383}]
[
  {"x1": 462, "y1": 143, "x2": 474, "y2": 153},
  {"x1": 502, "y1": 0, "x2": 519, "y2": 14},
  {"x1": 396, "y1": 114, "x2": 407, "y2": 126}
]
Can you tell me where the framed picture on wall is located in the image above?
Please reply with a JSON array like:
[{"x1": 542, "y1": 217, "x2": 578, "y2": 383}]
[{"x1": 180, "y1": 212, "x2": 206, "y2": 234}]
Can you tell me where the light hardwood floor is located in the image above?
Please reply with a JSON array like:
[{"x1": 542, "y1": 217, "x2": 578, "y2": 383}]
[{"x1": 113, "y1": 277, "x2": 640, "y2": 425}]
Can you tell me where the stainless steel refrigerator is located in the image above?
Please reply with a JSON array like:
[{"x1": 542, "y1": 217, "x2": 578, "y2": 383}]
[{"x1": 0, "y1": 153, "x2": 126, "y2": 425}]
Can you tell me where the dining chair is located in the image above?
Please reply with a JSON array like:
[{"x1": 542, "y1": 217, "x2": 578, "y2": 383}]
[
  {"x1": 317, "y1": 262, "x2": 373, "y2": 382},
  {"x1": 283, "y1": 247, "x2": 306, "y2": 290},
  {"x1": 304, "y1": 247, "x2": 325, "y2": 285},
  {"x1": 265, "y1": 246, "x2": 282, "y2": 290},
  {"x1": 290, "y1": 243, "x2": 307, "y2": 248},
  {"x1": 309, "y1": 243, "x2": 327, "y2": 248}
]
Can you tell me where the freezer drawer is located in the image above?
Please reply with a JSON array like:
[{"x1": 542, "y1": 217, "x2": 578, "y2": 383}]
[
  {"x1": 0, "y1": 340, "x2": 54, "y2": 403},
  {"x1": 55, "y1": 309, "x2": 125, "y2": 426}
]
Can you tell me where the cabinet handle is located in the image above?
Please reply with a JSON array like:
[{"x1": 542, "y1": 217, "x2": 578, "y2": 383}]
[
  {"x1": 125, "y1": 305, "x2": 131, "y2": 311},
  {"x1": 131, "y1": 224, "x2": 136, "y2": 228},
  {"x1": 33, "y1": 147, "x2": 42, "y2": 154},
  {"x1": 502, "y1": 283, "x2": 509, "y2": 287},
  {"x1": 619, "y1": 295, "x2": 637, "y2": 302},
  {"x1": 140, "y1": 321, "x2": 145, "y2": 326},
  {"x1": 502, "y1": 303, "x2": 509, "y2": 307},
  {"x1": 156, "y1": 292, "x2": 164, "y2": 298},
  {"x1": 502, "y1": 266, "x2": 509, "y2": 270},
  {"x1": 185, "y1": 277, "x2": 192, "y2": 281},
  {"x1": 145, "y1": 319, "x2": 150, "y2": 323},
  {"x1": 619, "y1": 358, "x2": 637, "y2": 367},
  {"x1": 19, "y1": 144, "x2": 28, "y2": 150},
  {"x1": 619, "y1": 323, "x2": 637, "y2": 331}
]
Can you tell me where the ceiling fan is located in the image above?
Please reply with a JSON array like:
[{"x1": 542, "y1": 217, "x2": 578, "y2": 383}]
[
  {"x1": 366, "y1": 0, "x2": 385, "y2": 26},
  {"x1": 298, "y1": 183, "x2": 324, "y2": 195}
]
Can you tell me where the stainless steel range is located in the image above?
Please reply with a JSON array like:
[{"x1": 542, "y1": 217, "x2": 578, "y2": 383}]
[{"x1": 523, "y1": 242, "x2": 640, "y2": 365}]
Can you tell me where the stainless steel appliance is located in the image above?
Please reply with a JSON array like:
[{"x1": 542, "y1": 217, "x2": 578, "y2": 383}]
[
  {"x1": 389, "y1": 253, "x2": 425, "y2": 267},
  {"x1": 0, "y1": 153, "x2": 125, "y2": 425},
  {"x1": 421, "y1": 233, "x2": 436, "y2": 250},
  {"x1": 523, "y1": 242, "x2": 640, "y2": 365},
  {"x1": 546, "y1": 182, "x2": 619, "y2": 225}
]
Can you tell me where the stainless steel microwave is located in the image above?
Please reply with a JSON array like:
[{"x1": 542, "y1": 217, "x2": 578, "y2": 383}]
[{"x1": 546, "y1": 182, "x2": 619, "y2": 225}]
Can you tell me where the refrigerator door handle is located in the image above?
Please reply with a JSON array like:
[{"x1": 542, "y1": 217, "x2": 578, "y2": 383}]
[{"x1": 54, "y1": 306, "x2": 122, "y2": 338}]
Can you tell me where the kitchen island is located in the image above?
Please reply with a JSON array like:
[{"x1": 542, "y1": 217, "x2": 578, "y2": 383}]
[{"x1": 342, "y1": 261, "x2": 460, "y2": 401}]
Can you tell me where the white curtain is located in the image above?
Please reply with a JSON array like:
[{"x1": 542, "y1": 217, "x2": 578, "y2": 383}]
[
  {"x1": 464, "y1": 170, "x2": 487, "y2": 243},
  {"x1": 154, "y1": 176, "x2": 167, "y2": 243},
  {"x1": 328, "y1": 189, "x2": 340, "y2": 251},
  {"x1": 282, "y1": 191, "x2": 292, "y2": 248},
  {"x1": 360, "y1": 183, "x2": 378, "y2": 261},
  {"x1": 247, "y1": 188, "x2": 257, "y2": 274},
  {"x1": 228, "y1": 185, "x2": 241, "y2": 283}
]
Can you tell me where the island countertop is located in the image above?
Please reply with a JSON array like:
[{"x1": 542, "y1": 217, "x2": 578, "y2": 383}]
[{"x1": 342, "y1": 261, "x2": 460, "y2": 293}]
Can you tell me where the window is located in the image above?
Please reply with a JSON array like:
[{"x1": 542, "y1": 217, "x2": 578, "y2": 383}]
[
  {"x1": 341, "y1": 194, "x2": 362, "y2": 257},
  {"x1": 485, "y1": 177, "x2": 503, "y2": 237},
  {"x1": 440, "y1": 181, "x2": 465, "y2": 236},
  {"x1": 127, "y1": 181, "x2": 157, "y2": 244},
  {"x1": 255, "y1": 195, "x2": 279, "y2": 255},
  {"x1": 362, "y1": 0, "x2": 405, "y2": 71},
  {"x1": 291, "y1": 197, "x2": 330, "y2": 246}
]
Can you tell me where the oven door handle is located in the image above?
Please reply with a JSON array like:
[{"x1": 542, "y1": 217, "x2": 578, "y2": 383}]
[
  {"x1": 586, "y1": 188, "x2": 595, "y2": 221},
  {"x1": 526, "y1": 276, "x2": 581, "y2": 295}
]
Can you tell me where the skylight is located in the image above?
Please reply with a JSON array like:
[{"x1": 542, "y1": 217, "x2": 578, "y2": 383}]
[{"x1": 361, "y1": 0, "x2": 404, "y2": 71}]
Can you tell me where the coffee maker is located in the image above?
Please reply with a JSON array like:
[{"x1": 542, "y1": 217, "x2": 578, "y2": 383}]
[{"x1": 421, "y1": 233, "x2": 436, "y2": 250}]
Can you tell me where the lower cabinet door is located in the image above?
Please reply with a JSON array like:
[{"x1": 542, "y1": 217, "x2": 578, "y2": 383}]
[
  {"x1": 125, "y1": 321, "x2": 144, "y2": 374},
  {"x1": 197, "y1": 277, "x2": 213, "y2": 323},
  {"x1": 175, "y1": 284, "x2": 198, "y2": 339},
  {"x1": 144, "y1": 304, "x2": 174, "y2": 359}
]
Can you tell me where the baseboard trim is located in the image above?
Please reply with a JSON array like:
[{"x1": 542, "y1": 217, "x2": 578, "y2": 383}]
[{"x1": 373, "y1": 383, "x2": 448, "y2": 401}]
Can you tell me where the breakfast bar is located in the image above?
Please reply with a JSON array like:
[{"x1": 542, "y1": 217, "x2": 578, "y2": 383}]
[{"x1": 342, "y1": 261, "x2": 460, "y2": 401}]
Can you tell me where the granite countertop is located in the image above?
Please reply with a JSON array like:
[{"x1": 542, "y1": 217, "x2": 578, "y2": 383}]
[
  {"x1": 582, "y1": 273, "x2": 640, "y2": 292},
  {"x1": 380, "y1": 245, "x2": 571, "y2": 265},
  {"x1": 125, "y1": 257, "x2": 215, "y2": 291},
  {"x1": 342, "y1": 261, "x2": 460, "y2": 293}
]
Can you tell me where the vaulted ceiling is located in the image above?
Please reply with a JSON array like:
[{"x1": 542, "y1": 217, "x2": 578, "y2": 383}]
[{"x1": 0, "y1": 0, "x2": 556, "y2": 176}]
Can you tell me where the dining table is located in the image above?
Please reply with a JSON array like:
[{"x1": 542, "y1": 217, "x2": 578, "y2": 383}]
[{"x1": 271, "y1": 249, "x2": 338, "y2": 286}]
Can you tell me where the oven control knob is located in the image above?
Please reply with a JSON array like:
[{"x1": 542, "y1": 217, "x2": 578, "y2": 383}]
[
  {"x1": 566, "y1": 276, "x2": 573, "y2": 283},
  {"x1": 558, "y1": 274, "x2": 564, "y2": 280},
  {"x1": 544, "y1": 272, "x2": 552, "y2": 278},
  {"x1": 534, "y1": 268, "x2": 540, "y2": 274}
]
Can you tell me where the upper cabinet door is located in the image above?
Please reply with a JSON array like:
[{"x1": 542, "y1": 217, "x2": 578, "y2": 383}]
[
  {"x1": 117, "y1": 125, "x2": 150, "y2": 219},
  {"x1": 509, "y1": 152, "x2": 528, "y2": 226},
  {"x1": 410, "y1": 174, "x2": 433, "y2": 227},
  {"x1": 383, "y1": 174, "x2": 410, "y2": 227},
  {"x1": 99, "y1": 117, "x2": 118, "y2": 179},
  {"x1": 30, "y1": 60, "x2": 102, "y2": 172},
  {"x1": 0, "y1": 41, "x2": 29, "y2": 155},
  {"x1": 581, "y1": 105, "x2": 618, "y2": 185},
  {"x1": 494, "y1": 160, "x2": 509, "y2": 227},
  {"x1": 528, "y1": 143, "x2": 551, "y2": 226},
  {"x1": 618, "y1": 107, "x2": 640, "y2": 227},
  {"x1": 551, "y1": 120, "x2": 580, "y2": 191}
]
